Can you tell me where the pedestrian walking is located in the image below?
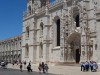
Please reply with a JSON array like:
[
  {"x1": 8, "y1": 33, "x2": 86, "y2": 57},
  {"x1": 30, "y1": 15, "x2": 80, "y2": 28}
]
[
  {"x1": 27, "y1": 62, "x2": 32, "y2": 72},
  {"x1": 38, "y1": 63, "x2": 42, "y2": 73},
  {"x1": 44, "y1": 64, "x2": 49, "y2": 73},
  {"x1": 24, "y1": 61, "x2": 26, "y2": 69},
  {"x1": 20, "y1": 62, "x2": 23, "y2": 72},
  {"x1": 41, "y1": 62, "x2": 45, "y2": 73}
]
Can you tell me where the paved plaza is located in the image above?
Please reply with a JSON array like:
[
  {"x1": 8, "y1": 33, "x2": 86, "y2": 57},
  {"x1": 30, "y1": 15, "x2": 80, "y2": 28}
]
[
  {"x1": 0, "y1": 68, "x2": 59, "y2": 75},
  {"x1": 5, "y1": 64, "x2": 100, "y2": 75}
]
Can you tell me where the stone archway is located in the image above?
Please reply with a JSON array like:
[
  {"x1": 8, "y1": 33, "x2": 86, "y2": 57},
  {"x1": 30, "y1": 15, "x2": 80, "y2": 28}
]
[{"x1": 67, "y1": 32, "x2": 81, "y2": 63}]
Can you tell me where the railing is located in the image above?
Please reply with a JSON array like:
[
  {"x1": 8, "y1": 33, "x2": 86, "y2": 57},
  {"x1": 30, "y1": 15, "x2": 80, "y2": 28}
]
[{"x1": 48, "y1": 0, "x2": 63, "y2": 9}]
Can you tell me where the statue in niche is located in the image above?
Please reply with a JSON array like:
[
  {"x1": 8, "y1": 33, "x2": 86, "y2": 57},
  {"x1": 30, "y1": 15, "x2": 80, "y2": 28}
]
[
  {"x1": 34, "y1": 2, "x2": 40, "y2": 11},
  {"x1": 72, "y1": 21, "x2": 76, "y2": 31},
  {"x1": 67, "y1": 45, "x2": 71, "y2": 60}
]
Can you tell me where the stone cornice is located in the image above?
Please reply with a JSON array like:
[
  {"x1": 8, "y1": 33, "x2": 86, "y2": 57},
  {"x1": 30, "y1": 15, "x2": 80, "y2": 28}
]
[
  {"x1": 0, "y1": 35, "x2": 22, "y2": 44},
  {"x1": 95, "y1": 10, "x2": 100, "y2": 21}
]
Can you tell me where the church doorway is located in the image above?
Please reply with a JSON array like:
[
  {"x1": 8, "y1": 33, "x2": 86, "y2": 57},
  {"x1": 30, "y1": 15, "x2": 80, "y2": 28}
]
[
  {"x1": 76, "y1": 49, "x2": 80, "y2": 63},
  {"x1": 67, "y1": 32, "x2": 81, "y2": 63}
]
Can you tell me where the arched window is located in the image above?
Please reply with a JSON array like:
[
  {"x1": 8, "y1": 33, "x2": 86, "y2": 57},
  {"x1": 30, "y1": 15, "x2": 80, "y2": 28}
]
[
  {"x1": 56, "y1": 19, "x2": 60, "y2": 46},
  {"x1": 26, "y1": 26, "x2": 29, "y2": 38},
  {"x1": 25, "y1": 44, "x2": 29, "y2": 57}
]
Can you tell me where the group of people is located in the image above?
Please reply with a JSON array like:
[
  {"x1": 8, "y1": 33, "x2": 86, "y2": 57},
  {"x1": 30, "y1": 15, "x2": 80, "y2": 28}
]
[
  {"x1": 38, "y1": 62, "x2": 49, "y2": 73},
  {"x1": 19, "y1": 61, "x2": 32, "y2": 72},
  {"x1": 19, "y1": 61, "x2": 49, "y2": 73},
  {"x1": 81, "y1": 61, "x2": 98, "y2": 72}
]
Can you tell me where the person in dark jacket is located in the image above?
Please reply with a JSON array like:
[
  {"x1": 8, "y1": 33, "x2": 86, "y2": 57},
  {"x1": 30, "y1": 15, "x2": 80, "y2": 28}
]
[
  {"x1": 44, "y1": 64, "x2": 49, "y2": 73},
  {"x1": 27, "y1": 62, "x2": 32, "y2": 72},
  {"x1": 41, "y1": 62, "x2": 45, "y2": 73},
  {"x1": 20, "y1": 62, "x2": 23, "y2": 72},
  {"x1": 38, "y1": 63, "x2": 42, "y2": 73}
]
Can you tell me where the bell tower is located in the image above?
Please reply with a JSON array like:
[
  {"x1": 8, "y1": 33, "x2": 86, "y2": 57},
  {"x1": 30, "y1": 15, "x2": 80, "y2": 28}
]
[
  {"x1": 27, "y1": 0, "x2": 41, "y2": 14},
  {"x1": 27, "y1": 0, "x2": 50, "y2": 14},
  {"x1": 40, "y1": 0, "x2": 50, "y2": 7}
]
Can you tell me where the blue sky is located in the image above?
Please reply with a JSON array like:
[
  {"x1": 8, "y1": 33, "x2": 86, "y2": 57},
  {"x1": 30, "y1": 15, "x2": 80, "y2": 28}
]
[{"x1": 0, "y1": 0, "x2": 54, "y2": 40}]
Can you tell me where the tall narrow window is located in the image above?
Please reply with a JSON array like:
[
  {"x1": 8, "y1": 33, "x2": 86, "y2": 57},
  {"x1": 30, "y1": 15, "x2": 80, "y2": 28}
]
[
  {"x1": 40, "y1": 42, "x2": 43, "y2": 58},
  {"x1": 40, "y1": 22, "x2": 43, "y2": 36},
  {"x1": 95, "y1": 44, "x2": 97, "y2": 50},
  {"x1": 26, "y1": 26, "x2": 29, "y2": 38},
  {"x1": 56, "y1": 19, "x2": 60, "y2": 46},
  {"x1": 75, "y1": 14, "x2": 80, "y2": 27},
  {"x1": 28, "y1": 5, "x2": 31, "y2": 15},
  {"x1": 20, "y1": 42, "x2": 21, "y2": 47},
  {"x1": 25, "y1": 44, "x2": 29, "y2": 57}
]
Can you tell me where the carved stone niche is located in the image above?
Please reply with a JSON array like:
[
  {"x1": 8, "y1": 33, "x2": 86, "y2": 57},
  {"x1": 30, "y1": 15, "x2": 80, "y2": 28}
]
[{"x1": 82, "y1": 51, "x2": 85, "y2": 56}]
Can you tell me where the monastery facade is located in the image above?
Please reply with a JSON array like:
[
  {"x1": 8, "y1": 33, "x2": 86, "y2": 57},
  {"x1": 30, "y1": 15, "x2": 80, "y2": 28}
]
[
  {"x1": 22, "y1": 0, "x2": 100, "y2": 64},
  {"x1": 1, "y1": 0, "x2": 100, "y2": 65}
]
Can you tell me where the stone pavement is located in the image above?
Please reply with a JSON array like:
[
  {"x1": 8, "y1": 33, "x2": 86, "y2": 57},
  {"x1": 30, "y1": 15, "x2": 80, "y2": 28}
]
[
  {"x1": 0, "y1": 68, "x2": 58, "y2": 75},
  {"x1": 7, "y1": 64, "x2": 100, "y2": 75}
]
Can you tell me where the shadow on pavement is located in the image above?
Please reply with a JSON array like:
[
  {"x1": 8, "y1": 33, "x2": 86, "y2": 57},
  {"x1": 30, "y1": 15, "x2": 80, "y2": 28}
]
[{"x1": 0, "y1": 68, "x2": 61, "y2": 75}]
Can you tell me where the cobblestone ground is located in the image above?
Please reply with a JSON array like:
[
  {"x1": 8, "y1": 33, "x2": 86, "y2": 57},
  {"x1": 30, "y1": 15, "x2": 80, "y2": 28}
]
[{"x1": 7, "y1": 64, "x2": 100, "y2": 75}]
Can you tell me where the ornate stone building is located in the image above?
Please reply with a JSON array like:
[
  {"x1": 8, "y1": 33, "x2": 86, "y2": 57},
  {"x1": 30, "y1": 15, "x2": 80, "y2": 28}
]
[
  {"x1": 0, "y1": 35, "x2": 22, "y2": 62},
  {"x1": 22, "y1": 0, "x2": 100, "y2": 64},
  {"x1": 1, "y1": 0, "x2": 100, "y2": 65}
]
